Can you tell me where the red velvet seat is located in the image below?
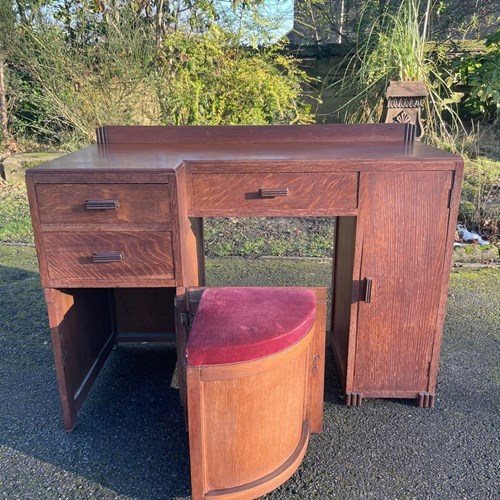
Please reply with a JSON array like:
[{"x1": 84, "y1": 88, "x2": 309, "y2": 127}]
[{"x1": 186, "y1": 287, "x2": 316, "y2": 366}]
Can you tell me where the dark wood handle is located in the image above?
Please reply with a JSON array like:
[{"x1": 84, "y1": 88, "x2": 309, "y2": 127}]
[
  {"x1": 259, "y1": 188, "x2": 289, "y2": 198},
  {"x1": 364, "y1": 278, "x2": 373, "y2": 303},
  {"x1": 85, "y1": 199, "x2": 119, "y2": 210},
  {"x1": 91, "y1": 252, "x2": 123, "y2": 263}
]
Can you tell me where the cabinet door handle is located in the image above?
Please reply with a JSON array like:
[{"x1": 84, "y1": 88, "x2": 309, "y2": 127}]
[
  {"x1": 364, "y1": 278, "x2": 373, "y2": 303},
  {"x1": 85, "y1": 199, "x2": 119, "y2": 210},
  {"x1": 259, "y1": 188, "x2": 289, "y2": 198},
  {"x1": 91, "y1": 252, "x2": 123, "y2": 263}
]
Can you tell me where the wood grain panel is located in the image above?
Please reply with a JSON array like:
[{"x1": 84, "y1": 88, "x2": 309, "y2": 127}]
[
  {"x1": 427, "y1": 161, "x2": 464, "y2": 395},
  {"x1": 114, "y1": 287, "x2": 176, "y2": 339},
  {"x1": 331, "y1": 216, "x2": 357, "y2": 388},
  {"x1": 190, "y1": 172, "x2": 358, "y2": 216},
  {"x1": 354, "y1": 171, "x2": 453, "y2": 394},
  {"x1": 43, "y1": 231, "x2": 174, "y2": 286},
  {"x1": 36, "y1": 183, "x2": 170, "y2": 224},
  {"x1": 188, "y1": 330, "x2": 312, "y2": 498},
  {"x1": 99, "y1": 124, "x2": 407, "y2": 144},
  {"x1": 203, "y1": 351, "x2": 307, "y2": 489},
  {"x1": 26, "y1": 175, "x2": 50, "y2": 285},
  {"x1": 44, "y1": 288, "x2": 114, "y2": 431},
  {"x1": 26, "y1": 142, "x2": 460, "y2": 177},
  {"x1": 307, "y1": 288, "x2": 327, "y2": 434},
  {"x1": 169, "y1": 165, "x2": 205, "y2": 287},
  {"x1": 28, "y1": 170, "x2": 172, "y2": 183}
]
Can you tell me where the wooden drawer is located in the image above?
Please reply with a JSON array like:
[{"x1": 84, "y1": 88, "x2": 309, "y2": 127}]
[
  {"x1": 36, "y1": 183, "x2": 171, "y2": 225},
  {"x1": 189, "y1": 172, "x2": 358, "y2": 216},
  {"x1": 43, "y1": 231, "x2": 175, "y2": 286}
]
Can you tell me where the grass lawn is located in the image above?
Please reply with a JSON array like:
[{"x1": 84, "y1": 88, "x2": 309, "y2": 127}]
[{"x1": 0, "y1": 182, "x2": 33, "y2": 244}]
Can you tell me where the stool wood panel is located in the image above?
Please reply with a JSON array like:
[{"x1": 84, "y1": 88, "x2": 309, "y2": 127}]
[
  {"x1": 185, "y1": 287, "x2": 326, "y2": 500},
  {"x1": 176, "y1": 287, "x2": 327, "y2": 435}
]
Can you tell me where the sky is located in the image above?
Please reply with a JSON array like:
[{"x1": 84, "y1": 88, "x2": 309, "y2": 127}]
[
  {"x1": 218, "y1": 0, "x2": 295, "y2": 40},
  {"x1": 259, "y1": 0, "x2": 295, "y2": 37}
]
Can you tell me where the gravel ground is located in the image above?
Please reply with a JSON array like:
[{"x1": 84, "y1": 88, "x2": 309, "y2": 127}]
[{"x1": 0, "y1": 246, "x2": 498, "y2": 499}]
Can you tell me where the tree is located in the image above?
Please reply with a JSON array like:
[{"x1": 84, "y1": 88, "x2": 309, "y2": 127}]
[
  {"x1": 0, "y1": 0, "x2": 15, "y2": 145},
  {"x1": 9, "y1": 0, "x2": 313, "y2": 146}
]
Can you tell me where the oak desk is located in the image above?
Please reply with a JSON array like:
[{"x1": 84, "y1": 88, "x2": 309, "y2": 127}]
[{"x1": 26, "y1": 124, "x2": 463, "y2": 430}]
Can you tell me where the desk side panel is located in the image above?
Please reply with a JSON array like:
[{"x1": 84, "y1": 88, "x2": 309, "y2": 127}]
[
  {"x1": 45, "y1": 288, "x2": 114, "y2": 431},
  {"x1": 427, "y1": 159, "x2": 465, "y2": 395},
  {"x1": 171, "y1": 165, "x2": 205, "y2": 287},
  {"x1": 26, "y1": 175, "x2": 50, "y2": 286},
  {"x1": 331, "y1": 216, "x2": 358, "y2": 391}
]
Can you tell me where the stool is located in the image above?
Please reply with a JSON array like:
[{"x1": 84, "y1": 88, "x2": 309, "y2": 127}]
[{"x1": 182, "y1": 287, "x2": 327, "y2": 500}]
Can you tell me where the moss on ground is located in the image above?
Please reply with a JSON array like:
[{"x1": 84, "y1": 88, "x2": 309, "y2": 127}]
[
  {"x1": 448, "y1": 267, "x2": 500, "y2": 341},
  {"x1": 2, "y1": 152, "x2": 64, "y2": 183}
]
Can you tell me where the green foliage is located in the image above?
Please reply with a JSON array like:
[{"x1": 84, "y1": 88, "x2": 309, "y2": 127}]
[
  {"x1": 328, "y1": 0, "x2": 463, "y2": 139},
  {"x1": 158, "y1": 26, "x2": 314, "y2": 125},
  {"x1": 7, "y1": 2, "x2": 314, "y2": 146},
  {"x1": 203, "y1": 217, "x2": 334, "y2": 258},
  {"x1": 0, "y1": 183, "x2": 33, "y2": 244},
  {"x1": 431, "y1": 124, "x2": 500, "y2": 238},
  {"x1": 11, "y1": 10, "x2": 160, "y2": 146},
  {"x1": 7, "y1": 66, "x2": 66, "y2": 145},
  {"x1": 430, "y1": 124, "x2": 499, "y2": 237},
  {"x1": 452, "y1": 30, "x2": 500, "y2": 121},
  {"x1": 460, "y1": 155, "x2": 500, "y2": 233}
]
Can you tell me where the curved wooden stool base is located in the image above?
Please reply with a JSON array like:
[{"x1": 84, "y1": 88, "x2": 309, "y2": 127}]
[
  {"x1": 184, "y1": 287, "x2": 327, "y2": 500},
  {"x1": 206, "y1": 422, "x2": 310, "y2": 499}
]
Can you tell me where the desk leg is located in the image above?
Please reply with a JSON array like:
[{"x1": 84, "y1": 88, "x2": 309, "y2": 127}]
[
  {"x1": 331, "y1": 216, "x2": 359, "y2": 398},
  {"x1": 307, "y1": 288, "x2": 327, "y2": 434},
  {"x1": 175, "y1": 287, "x2": 205, "y2": 429},
  {"x1": 45, "y1": 288, "x2": 114, "y2": 431},
  {"x1": 174, "y1": 290, "x2": 188, "y2": 419}
]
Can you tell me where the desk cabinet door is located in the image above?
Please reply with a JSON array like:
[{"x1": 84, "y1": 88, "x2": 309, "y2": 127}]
[{"x1": 354, "y1": 171, "x2": 453, "y2": 395}]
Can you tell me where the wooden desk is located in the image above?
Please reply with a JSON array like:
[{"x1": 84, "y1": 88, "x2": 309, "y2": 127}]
[{"x1": 26, "y1": 124, "x2": 463, "y2": 430}]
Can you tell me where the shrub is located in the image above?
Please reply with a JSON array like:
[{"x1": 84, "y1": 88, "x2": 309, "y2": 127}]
[
  {"x1": 451, "y1": 29, "x2": 500, "y2": 122},
  {"x1": 12, "y1": 12, "x2": 160, "y2": 147},
  {"x1": 327, "y1": 0, "x2": 463, "y2": 140},
  {"x1": 158, "y1": 26, "x2": 314, "y2": 125},
  {"x1": 461, "y1": 156, "x2": 500, "y2": 236},
  {"x1": 10, "y1": 8, "x2": 314, "y2": 147}
]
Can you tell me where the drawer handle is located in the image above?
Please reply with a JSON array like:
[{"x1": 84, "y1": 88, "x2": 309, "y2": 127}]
[
  {"x1": 85, "y1": 199, "x2": 120, "y2": 210},
  {"x1": 259, "y1": 188, "x2": 289, "y2": 198},
  {"x1": 91, "y1": 252, "x2": 123, "y2": 263},
  {"x1": 364, "y1": 278, "x2": 373, "y2": 303}
]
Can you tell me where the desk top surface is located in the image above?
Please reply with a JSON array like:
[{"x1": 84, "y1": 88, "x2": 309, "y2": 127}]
[
  {"x1": 28, "y1": 125, "x2": 460, "y2": 174},
  {"x1": 31, "y1": 141, "x2": 459, "y2": 173}
]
